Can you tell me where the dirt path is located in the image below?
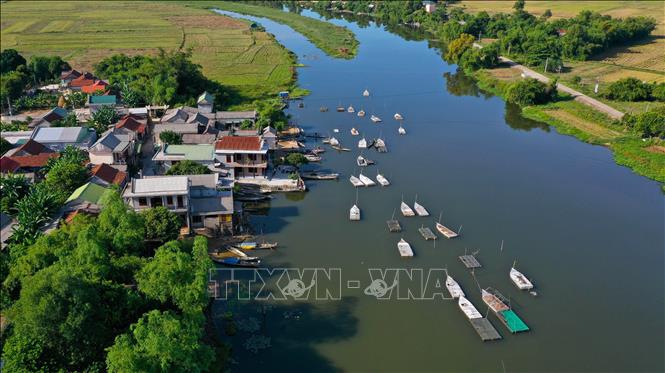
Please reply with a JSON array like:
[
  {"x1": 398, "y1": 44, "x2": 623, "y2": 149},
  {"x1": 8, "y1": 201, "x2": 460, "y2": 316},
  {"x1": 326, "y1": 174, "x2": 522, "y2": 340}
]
[{"x1": 499, "y1": 57, "x2": 625, "y2": 120}]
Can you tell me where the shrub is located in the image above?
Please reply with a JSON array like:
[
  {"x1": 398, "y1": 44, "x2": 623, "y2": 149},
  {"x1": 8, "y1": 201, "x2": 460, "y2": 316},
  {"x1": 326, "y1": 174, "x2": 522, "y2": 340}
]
[
  {"x1": 604, "y1": 78, "x2": 652, "y2": 101},
  {"x1": 505, "y1": 78, "x2": 556, "y2": 106},
  {"x1": 622, "y1": 107, "x2": 665, "y2": 138},
  {"x1": 159, "y1": 130, "x2": 182, "y2": 145}
]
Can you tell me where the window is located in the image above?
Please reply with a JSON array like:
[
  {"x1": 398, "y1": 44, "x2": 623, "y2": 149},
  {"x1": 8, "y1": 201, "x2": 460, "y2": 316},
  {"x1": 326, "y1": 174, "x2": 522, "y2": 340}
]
[
  {"x1": 248, "y1": 154, "x2": 256, "y2": 161},
  {"x1": 248, "y1": 167, "x2": 256, "y2": 174},
  {"x1": 166, "y1": 196, "x2": 173, "y2": 205},
  {"x1": 177, "y1": 195, "x2": 184, "y2": 208},
  {"x1": 138, "y1": 197, "x2": 147, "y2": 207},
  {"x1": 192, "y1": 215, "x2": 202, "y2": 223},
  {"x1": 151, "y1": 197, "x2": 162, "y2": 207},
  {"x1": 226, "y1": 155, "x2": 232, "y2": 163}
]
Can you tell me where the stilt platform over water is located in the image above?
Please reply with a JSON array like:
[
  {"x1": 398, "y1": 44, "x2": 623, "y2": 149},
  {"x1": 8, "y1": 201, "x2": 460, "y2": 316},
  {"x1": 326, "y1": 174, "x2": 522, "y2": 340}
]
[
  {"x1": 469, "y1": 318, "x2": 502, "y2": 341},
  {"x1": 387, "y1": 220, "x2": 401, "y2": 232},
  {"x1": 459, "y1": 255, "x2": 482, "y2": 268},
  {"x1": 418, "y1": 227, "x2": 437, "y2": 240}
]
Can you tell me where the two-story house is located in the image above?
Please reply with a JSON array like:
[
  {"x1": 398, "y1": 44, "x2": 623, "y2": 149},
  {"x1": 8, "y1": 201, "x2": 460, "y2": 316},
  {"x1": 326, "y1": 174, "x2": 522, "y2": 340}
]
[
  {"x1": 88, "y1": 128, "x2": 137, "y2": 171},
  {"x1": 152, "y1": 144, "x2": 215, "y2": 173},
  {"x1": 214, "y1": 136, "x2": 268, "y2": 178}
]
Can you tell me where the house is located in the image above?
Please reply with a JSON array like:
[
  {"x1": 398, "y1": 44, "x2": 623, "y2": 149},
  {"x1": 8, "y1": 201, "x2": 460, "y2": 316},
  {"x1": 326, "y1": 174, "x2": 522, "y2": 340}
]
[
  {"x1": 123, "y1": 174, "x2": 233, "y2": 235},
  {"x1": 262, "y1": 126, "x2": 277, "y2": 150},
  {"x1": 152, "y1": 144, "x2": 215, "y2": 173},
  {"x1": 88, "y1": 128, "x2": 137, "y2": 170},
  {"x1": 423, "y1": 1, "x2": 437, "y2": 13},
  {"x1": 153, "y1": 123, "x2": 200, "y2": 144},
  {"x1": 1, "y1": 213, "x2": 17, "y2": 249},
  {"x1": 68, "y1": 72, "x2": 97, "y2": 90},
  {"x1": 214, "y1": 136, "x2": 268, "y2": 178},
  {"x1": 161, "y1": 107, "x2": 191, "y2": 124},
  {"x1": 28, "y1": 107, "x2": 69, "y2": 128},
  {"x1": 87, "y1": 95, "x2": 117, "y2": 112},
  {"x1": 1, "y1": 131, "x2": 33, "y2": 146},
  {"x1": 2, "y1": 139, "x2": 52, "y2": 157},
  {"x1": 0, "y1": 152, "x2": 59, "y2": 181},
  {"x1": 182, "y1": 133, "x2": 217, "y2": 145},
  {"x1": 81, "y1": 80, "x2": 109, "y2": 95},
  {"x1": 31, "y1": 127, "x2": 97, "y2": 151},
  {"x1": 60, "y1": 69, "x2": 82, "y2": 84},
  {"x1": 63, "y1": 182, "x2": 110, "y2": 222},
  {"x1": 215, "y1": 111, "x2": 257, "y2": 130},
  {"x1": 90, "y1": 163, "x2": 128, "y2": 189},
  {"x1": 197, "y1": 91, "x2": 214, "y2": 114},
  {"x1": 115, "y1": 114, "x2": 148, "y2": 141}
]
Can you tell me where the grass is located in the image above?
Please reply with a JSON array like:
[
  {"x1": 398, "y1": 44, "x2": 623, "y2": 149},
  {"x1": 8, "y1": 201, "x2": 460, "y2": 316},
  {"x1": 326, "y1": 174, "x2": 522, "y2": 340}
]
[
  {"x1": 473, "y1": 68, "x2": 665, "y2": 184},
  {"x1": 451, "y1": 1, "x2": 664, "y2": 19},
  {"x1": 0, "y1": 1, "x2": 298, "y2": 108},
  {"x1": 189, "y1": 1, "x2": 358, "y2": 59}
]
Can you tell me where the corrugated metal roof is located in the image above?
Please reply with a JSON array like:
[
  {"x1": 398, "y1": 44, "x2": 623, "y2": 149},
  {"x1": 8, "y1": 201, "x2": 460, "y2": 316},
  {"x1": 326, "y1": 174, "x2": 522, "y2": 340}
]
[
  {"x1": 32, "y1": 127, "x2": 89, "y2": 143},
  {"x1": 164, "y1": 144, "x2": 214, "y2": 161},
  {"x1": 132, "y1": 176, "x2": 189, "y2": 194}
]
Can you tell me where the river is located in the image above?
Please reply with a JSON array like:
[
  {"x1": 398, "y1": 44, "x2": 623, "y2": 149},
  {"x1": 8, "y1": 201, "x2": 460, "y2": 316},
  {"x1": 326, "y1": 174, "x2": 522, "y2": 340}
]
[{"x1": 212, "y1": 9, "x2": 664, "y2": 373}]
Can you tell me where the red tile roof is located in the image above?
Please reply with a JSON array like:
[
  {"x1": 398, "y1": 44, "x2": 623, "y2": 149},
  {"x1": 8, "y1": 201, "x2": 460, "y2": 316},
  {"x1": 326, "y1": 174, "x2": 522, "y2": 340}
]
[
  {"x1": 115, "y1": 115, "x2": 146, "y2": 134},
  {"x1": 90, "y1": 163, "x2": 127, "y2": 186},
  {"x1": 0, "y1": 157, "x2": 21, "y2": 173},
  {"x1": 215, "y1": 136, "x2": 262, "y2": 151},
  {"x1": 81, "y1": 80, "x2": 109, "y2": 94},
  {"x1": 69, "y1": 73, "x2": 97, "y2": 88},
  {"x1": 13, "y1": 139, "x2": 52, "y2": 156},
  {"x1": 10, "y1": 153, "x2": 59, "y2": 168}
]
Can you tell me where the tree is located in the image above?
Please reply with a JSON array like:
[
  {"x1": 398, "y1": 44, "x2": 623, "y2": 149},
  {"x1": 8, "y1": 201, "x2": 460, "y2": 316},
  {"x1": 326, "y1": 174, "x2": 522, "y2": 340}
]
[
  {"x1": 141, "y1": 207, "x2": 181, "y2": 243},
  {"x1": 513, "y1": 0, "x2": 525, "y2": 13},
  {"x1": 1, "y1": 70, "x2": 28, "y2": 109},
  {"x1": 1, "y1": 49, "x2": 27, "y2": 74},
  {"x1": 166, "y1": 160, "x2": 211, "y2": 176},
  {"x1": 28, "y1": 55, "x2": 69, "y2": 84},
  {"x1": 652, "y1": 83, "x2": 665, "y2": 102},
  {"x1": 51, "y1": 112, "x2": 78, "y2": 127},
  {"x1": 11, "y1": 182, "x2": 64, "y2": 246},
  {"x1": 622, "y1": 107, "x2": 665, "y2": 138},
  {"x1": 44, "y1": 145, "x2": 87, "y2": 173},
  {"x1": 459, "y1": 42, "x2": 500, "y2": 70},
  {"x1": 604, "y1": 78, "x2": 652, "y2": 101},
  {"x1": 45, "y1": 159, "x2": 89, "y2": 195},
  {"x1": 120, "y1": 81, "x2": 140, "y2": 107},
  {"x1": 159, "y1": 130, "x2": 183, "y2": 145},
  {"x1": 106, "y1": 310, "x2": 214, "y2": 373},
  {"x1": 505, "y1": 78, "x2": 556, "y2": 106},
  {"x1": 96, "y1": 190, "x2": 146, "y2": 256},
  {"x1": 67, "y1": 91, "x2": 87, "y2": 109},
  {"x1": 90, "y1": 105, "x2": 118, "y2": 134},
  {"x1": 0, "y1": 174, "x2": 31, "y2": 215},
  {"x1": 285, "y1": 152, "x2": 309, "y2": 167},
  {"x1": 444, "y1": 33, "x2": 476, "y2": 64}
]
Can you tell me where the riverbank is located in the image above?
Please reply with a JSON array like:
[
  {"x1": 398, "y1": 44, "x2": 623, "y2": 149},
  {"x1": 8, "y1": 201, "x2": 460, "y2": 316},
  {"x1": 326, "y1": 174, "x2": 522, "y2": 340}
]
[
  {"x1": 472, "y1": 67, "x2": 665, "y2": 186},
  {"x1": 191, "y1": 1, "x2": 358, "y2": 59}
]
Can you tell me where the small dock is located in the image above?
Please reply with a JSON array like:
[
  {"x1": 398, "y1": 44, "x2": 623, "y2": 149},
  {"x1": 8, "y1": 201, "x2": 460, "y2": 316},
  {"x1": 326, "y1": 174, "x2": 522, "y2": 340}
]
[
  {"x1": 496, "y1": 310, "x2": 530, "y2": 334},
  {"x1": 387, "y1": 219, "x2": 401, "y2": 232},
  {"x1": 459, "y1": 255, "x2": 482, "y2": 269},
  {"x1": 418, "y1": 227, "x2": 437, "y2": 240},
  {"x1": 469, "y1": 318, "x2": 502, "y2": 342}
]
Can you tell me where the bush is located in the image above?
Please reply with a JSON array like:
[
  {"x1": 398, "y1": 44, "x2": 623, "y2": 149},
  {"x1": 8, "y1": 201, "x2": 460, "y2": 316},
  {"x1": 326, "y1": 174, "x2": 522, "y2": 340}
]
[
  {"x1": 165, "y1": 160, "x2": 211, "y2": 175},
  {"x1": 459, "y1": 42, "x2": 500, "y2": 70},
  {"x1": 284, "y1": 153, "x2": 308, "y2": 167},
  {"x1": 651, "y1": 83, "x2": 665, "y2": 102},
  {"x1": 159, "y1": 130, "x2": 182, "y2": 145},
  {"x1": 622, "y1": 107, "x2": 665, "y2": 138},
  {"x1": 604, "y1": 78, "x2": 652, "y2": 101},
  {"x1": 505, "y1": 78, "x2": 556, "y2": 106},
  {"x1": 445, "y1": 33, "x2": 476, "y2": 64},
  {"x1": 141, "y1": 206, "x2": 181, "y2": 243}
]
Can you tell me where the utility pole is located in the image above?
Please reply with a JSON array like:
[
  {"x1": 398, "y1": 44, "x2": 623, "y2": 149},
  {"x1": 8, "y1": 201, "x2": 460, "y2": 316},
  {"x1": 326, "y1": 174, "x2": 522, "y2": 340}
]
[{"x1": 544, "y1": 57, "x2": 549, "y2": 73}]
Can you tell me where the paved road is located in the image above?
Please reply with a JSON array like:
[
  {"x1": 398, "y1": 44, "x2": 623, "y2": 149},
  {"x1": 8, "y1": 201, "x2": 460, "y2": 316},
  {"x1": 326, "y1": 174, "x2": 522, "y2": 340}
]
[{"x1": 498, "y1": 57, "x2": 625, "y2": 120}]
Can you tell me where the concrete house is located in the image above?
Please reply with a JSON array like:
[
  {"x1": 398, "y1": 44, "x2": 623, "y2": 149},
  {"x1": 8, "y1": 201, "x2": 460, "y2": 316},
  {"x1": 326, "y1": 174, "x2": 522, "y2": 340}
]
[
  {"x1": 88, "y1": 128, "x2": 137, "y2": 170},
  {"x1": 214, "y1": 136, "x2": 268, "y2": 178},
  {"x1": 152, "y1": 144, "x2": 215, "y2": 173},
  {"x1": 2, "y1": 139, "x2": 52, "y2": 157},
  {"x1": 31, "y1": 127, "x2": 97, "y2": 151},
  {"x1": 28, "y1": 107, "x2": 69, "y2": 128},
  {"x1": 214, "y1": 111, "x2": 257, "y2": 130},
  {"x1": 197, "y1": 91, "x2": 214, "y2": 114},
  {"x1": 87, "y1": 95, "x2": 117, "y2": 113},
  {"x1": 89, "y1": 163, "x2": 128, "y2": 189}
]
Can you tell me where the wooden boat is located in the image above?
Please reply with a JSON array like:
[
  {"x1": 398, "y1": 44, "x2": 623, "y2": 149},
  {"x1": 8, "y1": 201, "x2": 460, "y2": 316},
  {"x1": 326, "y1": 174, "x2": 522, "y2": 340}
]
[
  {"x1": 363, "y1": 89, "x2": 370, "y2": 97},
  {"x1": 400, "y1": 201, "x2": 415, "y2": 217},
  {"x1": 446, "y1": 274, "x2": 465, "y2": 299},
  {"x1": 376, "y1": 173, "x2": 390, "y2": 186},
  {"x1": 413, "y1": 196, "x2": 429, "y2": 216},
  {"x1": 394, "y1": 113, "x2": 403, "y2": 120},
  {"x1": 329, "y1": 137, "x2": 339, "y2": 146},
  {"x1": 370, "y1": 115, "x2": 382, "y2": 123},
  {"x1": 304, "y1": 154, "x2": 322, "y2": 162},
  {"x1": 349, "y1": 175, "x2": 364, "y2": 187},
  {"x1": 238, "y1": 241, "x2": 257, "y2": 250},
  {"x1": 358, "y1": 173, "x2": 375, "y2": 186},
  {"x1": 398, "y1": 125, "x2": 406, "y2": 135},
  {"x1": 349, "y1": 204, "x2": 360, "y2": 221},
  {"x1": 322, "y1": 138, "x2": 331, "y2": 144},
  {"x1": 257, "y1": 242, "x2": 278, "y2": 250},
  {"x1": 319, "y1": 106, "x2": 328, "y2": 112},
  {"x1": 436, "y1": 222, "x2": 459, "y2": 239},
  {"x1": 356, "y1": 155, "x2": 374, "y2": 167},
  {"x1": 397, "y1": 238, "x2": 414, "y2": 257},
  {"x1": 375, "y1": 138, "x2": 387, "y2": 152},
  {"x1": 458, "y1": 296, "x2": 483, "y2": 319},
  {"x1": 332, "y1": 145, "x2": 351, "y2": 151},
  {"x1": 336, "y1": 106, "x2": 345, "y2": 112},
  {"x1": 301, "y1": 172, "x2": 339, "y2": 180},
  {"x1": 351, "y1": 128, "x2": 359, "y2": 136},
  {"x1": 357, "y1": 110, "x2": 366, "y2": 117},
  {"x1": 312, "y1": 146, "x2": 325, "y2": 154},
  {"x1": 217, "y1": 257, "x2": 261, "y2": 268},
  {"x1": 347, "y1": 106, "x2": 355, "y2": 113},
  {"x1": 482, "y1": 289, "x2": 510, "y2": 313},
  {"x1": 510, "y1": 265, "x2": 534, "y2": 290},
  {"x1": 358, "y1": 137, "x2": 367, "y2": 148},
  {"x1": 227, "y1": 247, "x2": 248, "y2": 257}
]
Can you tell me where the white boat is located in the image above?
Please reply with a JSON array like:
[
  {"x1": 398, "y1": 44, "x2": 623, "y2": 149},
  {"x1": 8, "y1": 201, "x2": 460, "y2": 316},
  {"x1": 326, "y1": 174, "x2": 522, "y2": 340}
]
[
  {"x1": 227, "y1": 247, "x2": 248, "y2": 258},
  {"x1": 458, "y1": 296, "x2": 483, "y2": 319},
  {"x1": 351, "y1": 128, "x2": 359, "y2": 136},
  {"x1": 357, "y1": 110, "x2": 366, "y2": 117},
  {"x1": 304, "y1": 154, "x2": 321, "y2": 162},
  {"x1": 375, "y1": 138, "x2": 386, "y2": 148},
  {"x1": 329, "y1": 137, "x2": 339, "y2": 146},
  {"x1": 363, "y1": 89, "x2": 370, "y2": 97},
  {"x1": 397, "y1": 238, "x2": 414, "y2": 257},
  {"x1": 359, "y1": 173, "x2": 375, "y2": 186},
  {"x1": 349, "y1": 175, "x2": 364, "y2": 187},
  {"x1": 394, "y1": 113, "x2": 403, "y2": 120},
  {"x1": 333, "y1": 128, "x2": 339, "y2": 133},
  {"x1": 482, "y1": 289, "x2": 510, "y2": 313},
  {"x1": 398, "y1": 125, "x2": 406, "y2": 135},
  {"x1": 347, "y1": 106, "x2": 355, "y2": 113},
  {"x1": 413, "y1": 197, "x2": 429, "y2": 216},
  {"x1": 358, "y1": 137, "x2": 367, "y2": 148},
  {"x1": 376, "y1": 173, "x2": 390, "y2": 186},
  {"x1": 371, "y1": 115, "x2": 382, "y2": 123},
  {"x1": 357, "y1": 155, "x2": 368, "y2": 167},
  {"x1": 349, "y1": 204, "x2": 360, "y2": 221},
  {"x1": 436, "y1": 222, "x2": 459, "y2": 239},
  {"x1": 510, "y1": 266, "x2": 534, "y2": 290},
  {"x1": 400, "y1": 201, "x2": 415, "y2": 217},
  {"x1": 445, "y1": 275, "x2": 465, "y2": 299}
]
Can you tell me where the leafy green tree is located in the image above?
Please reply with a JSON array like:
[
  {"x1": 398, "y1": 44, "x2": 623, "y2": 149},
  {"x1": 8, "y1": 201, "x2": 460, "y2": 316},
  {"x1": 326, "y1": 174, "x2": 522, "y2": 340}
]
[
  {"x1": 45, "y1": 159, "x2": 89, "y2": 195},
  {"x1": 141, "y1": 206, "x2": 182, "y2": 243},
  {"x1": 28, "y1": 55, "x2": 69, "y2": 84},
  {"x1": 159, "y1": 130, "x2": 183, "y2": 145},
  {"x1": 459, "y1": 42, "x2": 500, "y2": 70},
  {"x1": 120, "y1": 81, "x2": 141, "y2": 107},
  {"x1": 1, "y1": 49, "x2": 27, "y2": 73},
  {"x1": 90, "y1": 105, "x2": 119, "y2": 134},
  {"x1": 97, "y1": 190, "x2": 146, "y2": 256},
  {"x1": 11, "y1": 182, "x2": 64, "y2": 247},
  {"x1": 622, "y1": 107, "x2": 665, "y2": 138},
  {"x1": 166, "y1": 160, "x2": 211, "y2": 175},
  {"x1": 1, "y1": 70, "x2": 28, "y2": 109},
  {"x1": 505, "y1": 78, "x2": 556, "y2": 106},
  {"x1": 67, "y1": 91, "x2": 88, "y2": 109},
  {"x1": 445, "y1": 33, "x2": 476, "y2": 64},
  {"x1": 44, "y1": 145, "x2": 87, "y2": 173},
  {"x1": 652, "y1": 83, "x2": 665, "y2": 102},
  {"x1": 604, "y1": 78, "x2": 652, "y2": 102},
  {"x1": 51, "y1": 112, "x2": 78, "y2": 127},
  {"x1": 285, "y1": 152, "x2": 309, "y2": 167},
  {"x1": 106, "y1": 310, "x2": 214, "y2": 373},
  {"x1": 0, "y1": 174, "x2": 31, "y2": 215}
]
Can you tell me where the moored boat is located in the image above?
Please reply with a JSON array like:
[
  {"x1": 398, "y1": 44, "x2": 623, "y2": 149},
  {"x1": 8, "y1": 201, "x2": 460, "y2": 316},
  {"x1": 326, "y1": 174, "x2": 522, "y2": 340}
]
[
  {"x1": 359, "y1": 173, "x2": 376, "y2": 186},
  {"x1": 358, "y1": 137, "x2": 367, "y2": 148},
  {"x1": 414, "y1": 201, "x2": 429, "y2": 216},
  {"x1": 329, "y1": 137, "x2": 340, "y2": 146},
  {"x1": 216, "y1": 257, "x2": 261, "y2": 267},
  {"x1": 375, "y1": 138, "x2": 387, "y2": 152},
  {"x1": 400, "y1": 201, "x2": 415, "y2": 216},
  {"x1": 356, "y1": 155, "x2": 374, "y2": 167},
  {"x1": 436, "y1": 222, "x2": 459, "y2": 239},
  {"x1": 319, "y1": 106, "x2": 328, "y2": 112},
  {"x1": 304, "y1": 154, "x2": 322, "y2": 162},
  {"x1": 397, "y1": 238, "x2": 414, "y2": 257},
  {"x1": 349, "y1": 175, "x2": 364, "y2": 187},
  {"x1": 482, "y1": 289, "x2": 510, "y2": 313},
  {"x1": 371, "y1": 115, "x2": 382, "y2": 123},
  {"x1": 446, "y1": 275, "x2": 465, "y2": 299},
  {"x1": 301, "y1": 172, "x2": 339, "y2": 180},
  {"x1": 458, "y1": 296, "x2": 483, "y2": 319},
  {"x1": 349, "y1": 204, "x2": 360, "y2": 221},
  {"x1": 398, "y1": 125, "x2": 406, "y2": 135},
  {"x1": 351, "y1": 128, "x2": 359, "y2": 136},
  {"x1": 376, "y1": 173, "x2": 390, "y2": 186},
  {"x1": 336, "y1": 105, "x2": 345, "y2": 112},
  {"x1": 238, "y1": 241, "x2": 257, "y2": 250},
  {"x1": 394, "y1": 113, "x2": 403, "y2": 120},
  {"x1": 363, "y1": 89, "x2": 370, "y2": 97},
  {"x1": 348, "y1": 106, "x2": 355, "y2": 113},
  {"x1": 510, "y1": 266, "x2": 534, "y2": 290},
  {"x1": 312, "y1": 146, "x2": 325, "y2": 154},
  {"x1": 357, "y1": 110, "x2": 366, "y2": 117}
]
